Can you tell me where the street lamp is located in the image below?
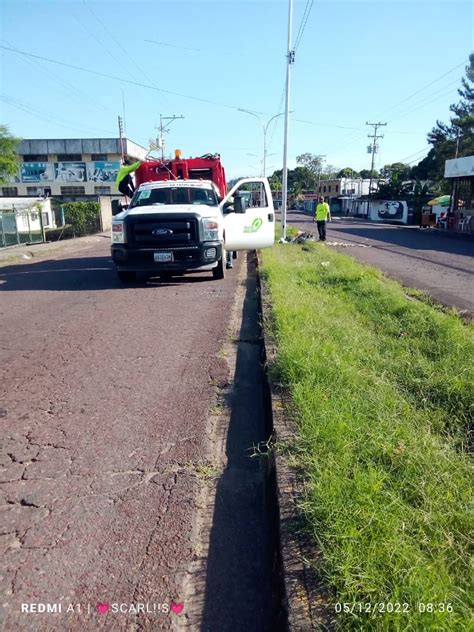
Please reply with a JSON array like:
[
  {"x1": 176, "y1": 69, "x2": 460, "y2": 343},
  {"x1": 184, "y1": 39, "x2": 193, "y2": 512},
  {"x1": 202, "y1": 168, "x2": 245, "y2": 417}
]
[
  {"x1": 246, "y1": 153, "x2": 276, "y2": 176},
  {"x1": 238, "y1": 109, "x2": 288, "y2": 176}
]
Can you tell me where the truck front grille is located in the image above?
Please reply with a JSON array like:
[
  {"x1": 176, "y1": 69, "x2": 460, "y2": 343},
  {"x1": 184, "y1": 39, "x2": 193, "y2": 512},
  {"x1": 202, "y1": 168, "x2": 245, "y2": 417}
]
[{"x1": 128, "y1": 215, "x2": 199, "y2": 247}]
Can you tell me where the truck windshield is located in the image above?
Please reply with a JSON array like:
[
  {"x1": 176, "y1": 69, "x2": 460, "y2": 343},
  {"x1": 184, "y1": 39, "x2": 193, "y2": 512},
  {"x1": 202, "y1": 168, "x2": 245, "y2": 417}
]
[{"x1": 130, "y1": 186, "x2": 218, "y2": 208}]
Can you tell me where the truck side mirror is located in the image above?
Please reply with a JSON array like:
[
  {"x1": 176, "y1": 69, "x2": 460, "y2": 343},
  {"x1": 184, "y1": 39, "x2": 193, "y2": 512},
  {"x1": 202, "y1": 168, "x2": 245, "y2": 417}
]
[
  {"x1": 223, "y1": 201, "x2": 233, "y2": 213},
  {"x1": 112, "y1": 200, "x2": 127, "y2": 216}
]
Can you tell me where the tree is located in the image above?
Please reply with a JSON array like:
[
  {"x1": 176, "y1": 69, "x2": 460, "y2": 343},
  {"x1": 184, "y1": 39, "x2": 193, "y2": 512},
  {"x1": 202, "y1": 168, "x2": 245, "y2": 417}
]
[
  {"x1": 296, "y1": 152, "x2": 324, "y2": 187},
  {"x1": 0, "y1": 125, "x2": 20, "y2": 184},
  {"x1": 419, "y1": 53, "x2": 474, "y2": 182},
  {"x1": 380, "y1": 162, "x2": 411, "y2": 182},
  {"x1": 270, "y1": 166, "x2": 316, "y2": 191},
  {"x1": 359, "y1": 168, "x2": 379, "y2": 179},
  {"x1": 337, "y1": 167, "x2": 359, "y2": 178}
]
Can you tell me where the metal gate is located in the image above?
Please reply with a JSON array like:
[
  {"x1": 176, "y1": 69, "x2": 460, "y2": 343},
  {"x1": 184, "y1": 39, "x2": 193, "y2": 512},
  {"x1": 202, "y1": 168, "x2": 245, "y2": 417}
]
[{"x1": 0, "y1": 210, "x2": 44, "y2": 248}]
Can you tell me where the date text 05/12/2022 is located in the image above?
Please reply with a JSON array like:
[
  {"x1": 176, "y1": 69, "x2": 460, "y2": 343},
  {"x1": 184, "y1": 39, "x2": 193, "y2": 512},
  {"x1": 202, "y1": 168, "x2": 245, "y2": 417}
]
[{"x1": 334, "y1": 602, "x2": 454, "y2": 615}]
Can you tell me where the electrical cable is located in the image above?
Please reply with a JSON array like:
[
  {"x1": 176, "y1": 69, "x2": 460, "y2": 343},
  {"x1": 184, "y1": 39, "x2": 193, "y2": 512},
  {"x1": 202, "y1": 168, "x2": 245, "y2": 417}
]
[
  {"x1": 375, "y1": 60, "x2": 467, "y2": 118},
  {"x1": 83, "y1": 1, "x2": 156, "y2": 86},
  {"x1": 294, "y1": 0, "x2": 314, "y2": 52},
  {"x1": 0, "y1": 38, "x2": 113, "y2": 115},
  {"x1": 0, "y1": 44, "x2": 270, "y2": 114},
  {"x1": 0, "y1": 94, "x2": 117, "y2": 136}
]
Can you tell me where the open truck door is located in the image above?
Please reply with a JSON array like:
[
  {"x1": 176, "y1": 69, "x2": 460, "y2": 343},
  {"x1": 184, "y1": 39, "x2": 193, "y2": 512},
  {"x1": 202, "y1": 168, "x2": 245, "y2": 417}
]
[{"x1": 221, "y1": 178, "x2": 275, "y2": 251}]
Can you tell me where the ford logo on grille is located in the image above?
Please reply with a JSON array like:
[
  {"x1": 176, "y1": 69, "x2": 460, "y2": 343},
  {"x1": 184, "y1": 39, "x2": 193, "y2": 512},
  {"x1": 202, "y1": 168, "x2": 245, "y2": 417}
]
[{"x1": 152, "y1": 228, "x2": 173, "y2": 237}]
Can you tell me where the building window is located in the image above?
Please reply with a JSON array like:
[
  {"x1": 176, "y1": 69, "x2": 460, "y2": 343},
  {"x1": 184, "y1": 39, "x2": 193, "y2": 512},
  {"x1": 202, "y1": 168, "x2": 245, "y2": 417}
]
[
  {"x1": 329, "y1": 185, "x2": 332, "y2": 192},
  {"x1": 336, "y1": 185, "x2": 339, "y2": 193},
  {"x1": 57, "y1": 154, "x2": 83, "y2": 161},
  {"x1": 95, "y1": 186, "x2": 111, "y2": 195},
  {"x1": 27, "y1": 187, "x2": 41, "y2": 195},
  {"x1": 2, "y1": 187, "x2": 18, "y2": 196},
  {"x1": 23, "y1": 154, "x2": 48, "y2": 162},
  {"x1": 91, "y1": 154, "x2": 108, "y2": 161},
  {"x1": 323, "y1": 186, "x2": 326, "y2": 193},
  {"x1": 60, "y1": 186, "x2": 85, "y2": 195}
]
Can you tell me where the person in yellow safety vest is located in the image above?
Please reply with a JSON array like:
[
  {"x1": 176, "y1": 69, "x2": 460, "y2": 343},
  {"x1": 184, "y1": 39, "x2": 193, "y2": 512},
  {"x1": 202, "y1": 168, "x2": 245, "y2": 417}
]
[
  {"x1": 116, "y1": 159, "x2": 142, "y2": 198},
  {"x1": 313, "y1": 195, "x2": 331, "y2": 241}
]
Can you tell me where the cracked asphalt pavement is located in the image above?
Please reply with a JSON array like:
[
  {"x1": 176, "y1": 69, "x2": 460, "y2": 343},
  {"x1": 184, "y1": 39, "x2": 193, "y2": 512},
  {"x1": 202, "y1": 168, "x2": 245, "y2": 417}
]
[{"x1": 0, "y1": 237, "x2": 241, "y2": 630}]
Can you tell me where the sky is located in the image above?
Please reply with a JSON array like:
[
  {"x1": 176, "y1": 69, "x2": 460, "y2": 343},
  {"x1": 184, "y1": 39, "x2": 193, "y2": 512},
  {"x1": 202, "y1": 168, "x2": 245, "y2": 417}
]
[{"x1": 1, "y1": 0, "x2": 473, "y2": 179}]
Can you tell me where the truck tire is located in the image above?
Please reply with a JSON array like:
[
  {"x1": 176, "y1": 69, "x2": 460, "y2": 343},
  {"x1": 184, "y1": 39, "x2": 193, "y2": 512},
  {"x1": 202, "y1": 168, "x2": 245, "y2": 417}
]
[
  {"x1": 212, "y1": 254, "x2": 225, "y2": 280},
  {"x1": 117, "y1": 270, "x2": 136, "y2": 284}
]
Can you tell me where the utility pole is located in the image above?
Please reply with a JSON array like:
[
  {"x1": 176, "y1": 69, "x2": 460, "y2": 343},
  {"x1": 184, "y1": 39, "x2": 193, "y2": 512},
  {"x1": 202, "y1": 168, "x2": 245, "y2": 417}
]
[
  {"x1": 365, "y1": 121, "x2": 386, "y2": 219},
  {"x1": 281, "y1": 0, "x2": 294, "y2": 242},
  {"x1": 118, "y1": 115, "x2": 125, "y2": 161},
  {"x1": 157, "y1": 114, "x2": 184, "y2": 160}
]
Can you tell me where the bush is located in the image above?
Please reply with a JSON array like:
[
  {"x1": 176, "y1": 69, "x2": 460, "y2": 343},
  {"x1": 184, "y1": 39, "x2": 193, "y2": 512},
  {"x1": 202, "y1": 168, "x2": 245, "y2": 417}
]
[{"x1": 62, "y1": 201, "x2": 100, "y2": 236}]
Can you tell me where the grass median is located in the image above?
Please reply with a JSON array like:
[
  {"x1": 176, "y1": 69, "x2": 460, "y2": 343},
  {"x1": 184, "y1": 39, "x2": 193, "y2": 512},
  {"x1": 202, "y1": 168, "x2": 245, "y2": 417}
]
[{"x1": 260, "y1": 239, "x2": 473, "y2": 631}]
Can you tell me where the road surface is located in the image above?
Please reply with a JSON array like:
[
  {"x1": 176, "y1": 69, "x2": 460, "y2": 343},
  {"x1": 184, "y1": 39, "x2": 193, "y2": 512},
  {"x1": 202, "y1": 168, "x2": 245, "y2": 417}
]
[
  {"x1": 0, "y1": 239, "x2": 275, "y2": 631},
  {"x1": 286, "y1": 213, "x2": 474, "y2": 315}
]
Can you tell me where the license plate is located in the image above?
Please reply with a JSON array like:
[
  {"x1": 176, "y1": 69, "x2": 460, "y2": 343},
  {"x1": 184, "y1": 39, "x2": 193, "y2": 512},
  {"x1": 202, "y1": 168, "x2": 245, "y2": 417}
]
[{"x1": 154, "y1": 252, "x2": 173, "y2": 262}]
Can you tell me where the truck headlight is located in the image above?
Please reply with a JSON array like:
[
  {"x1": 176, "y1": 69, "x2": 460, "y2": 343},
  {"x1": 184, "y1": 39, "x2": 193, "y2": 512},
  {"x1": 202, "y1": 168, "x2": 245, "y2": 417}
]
[
  {"x1": 112, "y1": 221, "x2": 126, "y2": 243},
  {"x1": 202, "y1": 218, "x2": 219, "y2": 241}
]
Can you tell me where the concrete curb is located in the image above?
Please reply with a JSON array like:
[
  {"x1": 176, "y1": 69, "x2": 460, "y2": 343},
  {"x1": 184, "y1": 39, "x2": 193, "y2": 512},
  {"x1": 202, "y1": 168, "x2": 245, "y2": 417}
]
[{"x1": 257, "y1": 253, "x2": 334, "y2": 631}]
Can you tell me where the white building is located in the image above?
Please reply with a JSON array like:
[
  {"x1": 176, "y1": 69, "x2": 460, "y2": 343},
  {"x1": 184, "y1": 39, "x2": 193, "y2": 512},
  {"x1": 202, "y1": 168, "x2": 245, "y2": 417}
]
[{"x1": 2, "y1": 137, "x2": 148, "y2": 199}]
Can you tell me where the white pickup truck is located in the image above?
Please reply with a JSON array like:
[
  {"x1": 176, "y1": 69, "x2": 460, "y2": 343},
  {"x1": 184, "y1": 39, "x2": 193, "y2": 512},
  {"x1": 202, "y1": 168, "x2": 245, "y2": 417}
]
[{"x1": 111, "y1": 177, "x2": 275, "y2": 282}]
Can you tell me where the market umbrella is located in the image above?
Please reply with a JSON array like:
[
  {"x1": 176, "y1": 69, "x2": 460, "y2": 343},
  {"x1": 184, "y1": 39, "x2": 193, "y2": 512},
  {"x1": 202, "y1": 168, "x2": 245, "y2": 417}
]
[{"x1": 427, "y1": 195, "x2": 450, "y2": 206}]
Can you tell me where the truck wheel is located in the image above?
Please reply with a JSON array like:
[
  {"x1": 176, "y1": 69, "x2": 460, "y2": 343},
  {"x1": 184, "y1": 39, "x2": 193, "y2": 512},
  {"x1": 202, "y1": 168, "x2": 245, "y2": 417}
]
[
  {"x1": 117, "y1": 271, "x2": 136, "y2": 284},
  {"x1": 212, "y1": 254, "x2": 225, "y2": 280}
]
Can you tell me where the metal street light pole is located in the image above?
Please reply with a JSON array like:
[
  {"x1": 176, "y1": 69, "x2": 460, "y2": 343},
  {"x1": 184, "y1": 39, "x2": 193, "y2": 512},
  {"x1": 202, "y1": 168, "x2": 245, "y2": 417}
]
[
  {"x1": 238, "y1": 109, "x2": 287, "y2": 177},
  {"x1": 281, "y1": 0, "x2": 294, "y2": 241}
]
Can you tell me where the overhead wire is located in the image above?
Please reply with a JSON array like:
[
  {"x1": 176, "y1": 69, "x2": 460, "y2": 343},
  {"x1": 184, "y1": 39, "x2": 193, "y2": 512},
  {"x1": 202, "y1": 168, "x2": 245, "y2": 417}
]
[
  {"x1": 70, "y1": 9, "x2": 134, "y2": 82},
  {"x1": 0, "y1": 94, "x2": 117, "y2": 136},
  {"x1": 397, "y1": 146, "x2": 431, "y2": 163},
  {"x1": 317, "y1": 59, "x2": 468, "y2": 158},
  {"x1": 294, "y1": 0, "x2": 314, "y2": 51},
  {"x1": 83, "y1": 1, "x2": 157, "y2": 86},
  {"x1": 375, "y1": 60, "x2": 467, "y2": 118},
  {"x1": 0, "y1": 45, "x2": 273, "y2": 114},
  {"x1": 0, "y1": 38, "x2": 113, "y2": 115}
]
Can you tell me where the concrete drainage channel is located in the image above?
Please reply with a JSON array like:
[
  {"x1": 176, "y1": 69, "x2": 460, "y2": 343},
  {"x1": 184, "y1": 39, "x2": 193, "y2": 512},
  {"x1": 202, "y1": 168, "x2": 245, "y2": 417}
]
[{"x1": 178, "y1": 252, "x2": 288, "y2": 631}]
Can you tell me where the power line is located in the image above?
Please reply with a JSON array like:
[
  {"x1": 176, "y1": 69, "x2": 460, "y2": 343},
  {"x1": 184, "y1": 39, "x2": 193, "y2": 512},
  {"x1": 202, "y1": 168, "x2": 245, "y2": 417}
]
[
  {"x1": 0, "y1": 94, "x2": 116, "y2": 136},
  {"x1": 70, "y1": 9, "x2": 133, "y2": 82},
  {"x1": 375, "y1": 59, "x2": 467, "y2": 118},
  {"x1": 294, "y1": 0, "x2": 314, "y2": 51},
  {"x1": 398, "y1": 145, "x2": 431, "y2": 164},
  {"x1": 294, "y1": 118, "x2": 362, "y2": 131},
  {"x1": 0, "y1": 45, "x2": 265, "y2": 114},
  {"x1": 83, "y1": 1, "x2": 157, "y2": 87},
  {"x1": 0, "y1": 38, "x2": 112, "y2": 114},
  {"x1": 387, "y1": 80, "x2": 462, "y2": 124},
  {"x1": 320, "y1": 61, "x2": 467, "y2": 158}
]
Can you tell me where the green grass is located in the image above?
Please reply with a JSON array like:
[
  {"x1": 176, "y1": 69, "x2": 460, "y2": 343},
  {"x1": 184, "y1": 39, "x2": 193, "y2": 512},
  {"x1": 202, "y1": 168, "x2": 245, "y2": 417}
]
[{"x1": 260, "y1": 241, "x2": 473, "y2": 631}]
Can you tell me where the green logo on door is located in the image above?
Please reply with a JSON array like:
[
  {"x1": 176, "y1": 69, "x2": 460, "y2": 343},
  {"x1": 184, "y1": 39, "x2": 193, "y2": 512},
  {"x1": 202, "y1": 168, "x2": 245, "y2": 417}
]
[{"x1": 243, "y1": 217, "x2": 263, "y2": 233}]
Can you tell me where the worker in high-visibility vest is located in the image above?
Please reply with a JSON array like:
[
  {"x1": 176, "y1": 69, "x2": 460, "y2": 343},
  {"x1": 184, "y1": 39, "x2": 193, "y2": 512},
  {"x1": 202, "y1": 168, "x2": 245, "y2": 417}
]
[
  {"x1": 116, "y1": 159, "x2": 141, "y2": 198},
  {"x1": 314, "y1": 196, "x2": 331, "y2": 241}
]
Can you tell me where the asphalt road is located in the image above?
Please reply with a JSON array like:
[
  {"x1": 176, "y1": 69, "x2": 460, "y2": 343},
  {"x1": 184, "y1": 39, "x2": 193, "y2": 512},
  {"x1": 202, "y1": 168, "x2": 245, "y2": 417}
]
[
  {"x1": 286, "y1": 213, "x2": 474, "y2": 315},
  {"x1": 0, "y1": 239, "x2": 271, "y2": 630}
]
